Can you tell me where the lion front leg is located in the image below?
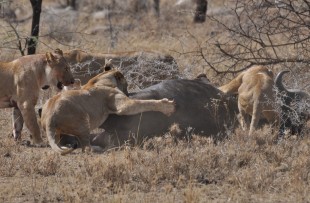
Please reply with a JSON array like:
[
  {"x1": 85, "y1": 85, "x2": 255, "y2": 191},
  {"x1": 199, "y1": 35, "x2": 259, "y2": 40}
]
[
  {"x1": 12, "y1": 107, "x2": 24, "y2": 141},
  {"x1": 18, "y1": 102, "x2": 43, "y2": 144},
  {"x1": 114, "y1": 94, "x2": 175, "y2": 116}
]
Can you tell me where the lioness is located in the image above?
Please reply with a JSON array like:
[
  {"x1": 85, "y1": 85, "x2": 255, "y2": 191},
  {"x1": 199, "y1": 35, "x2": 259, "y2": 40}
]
[
  {"x1": 63, "y1": 78, "x2": 81, "y2": 91},
  {"x1": 219, "y1": 66, "x2": 277, "y2": 135},
  {"x1": 40, "y1": 68, "x2": 176, "y2": 155},
  {"x1": 0, "y1": 49, "x2": 74, "y2": 144},
  {"x1": 219, "y1": 66, "x2": 309, "y2": 136}
]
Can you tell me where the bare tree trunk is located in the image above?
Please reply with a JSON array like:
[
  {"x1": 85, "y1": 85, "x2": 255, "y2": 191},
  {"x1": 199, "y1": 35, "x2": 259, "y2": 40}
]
[
  {"x1": 66, "y1": 0, "x2": 77, "y2": 10},
  {"x1": 194, "y1": 0, "x2": 207, "y2": 23},
  {"x1": 154, "y1": 0, "x2": 160, "y2": 17},
  {"x1": 27, "y1": 0, "x2": 42, "y2": 55}
]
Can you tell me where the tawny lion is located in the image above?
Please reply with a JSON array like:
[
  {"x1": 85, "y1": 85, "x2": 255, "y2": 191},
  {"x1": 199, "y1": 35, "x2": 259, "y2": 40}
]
[
  {"x1": 219, "y1": 65, "x2": 309, "y2": 136},
  {"x1": 219, "y1": 66, "x2": 276, "y2": 135},
  {"x1": 0, "y1": 49, "x2": 74, "y2": 144},
  {"x1": 40, "y1": 67, "x2": 176, "y2": 155}
]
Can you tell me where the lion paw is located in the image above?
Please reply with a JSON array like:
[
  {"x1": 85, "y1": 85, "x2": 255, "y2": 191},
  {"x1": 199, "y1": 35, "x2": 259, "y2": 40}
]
[
  {"x1": 12, "y1": 131, "x2": 22, "y2": 141},
  {"x1": 161, "y1": 98, "x2": 176, "y2": 116},
  {"x1": 33, "y1": 143, "x2": 48, "y2": 148},
  {"x1": 32, "y1": 137, "x2": 44, "y2": 145}
]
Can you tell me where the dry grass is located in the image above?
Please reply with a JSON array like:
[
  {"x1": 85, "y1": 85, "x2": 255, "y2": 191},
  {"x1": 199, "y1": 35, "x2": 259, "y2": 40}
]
[
  {"x1": 0, "y1": 0, "x2": 310, "y2": 202},
  {"x1": 1, "y1": 107, "x2": 310, "y2": 202}
]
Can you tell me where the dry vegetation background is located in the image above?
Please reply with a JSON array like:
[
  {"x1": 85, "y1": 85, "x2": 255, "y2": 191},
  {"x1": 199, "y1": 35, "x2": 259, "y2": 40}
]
[{"x1": 0, "y1": 0, "x2": 310, "y2": 202}]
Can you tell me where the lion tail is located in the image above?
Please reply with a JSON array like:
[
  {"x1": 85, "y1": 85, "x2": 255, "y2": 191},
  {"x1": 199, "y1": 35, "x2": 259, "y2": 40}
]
[
  {"x1": 46, "y1": 122, "x2": 75, "y2": 155},
  {"x1": 218, "y1": 72, "x2": 245, "y2": 95}
]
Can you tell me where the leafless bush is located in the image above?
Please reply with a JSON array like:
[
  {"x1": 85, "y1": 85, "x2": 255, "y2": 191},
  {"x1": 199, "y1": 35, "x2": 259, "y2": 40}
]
[
  {"x1": 0, "y1": 1, "x2": 16, "y2": 21},
  {"x1": 40, "y1": 7, "x2": 80, "y2": 43},
  {"x1": 70, "y1": 52, "x2": 183, "y2": 90},
  {"x1": 120, "y1": 54, "x2": 183, "y2": 90},
  {"x1": 197, "y1": 0, "x2": 310, "y2": 74}
]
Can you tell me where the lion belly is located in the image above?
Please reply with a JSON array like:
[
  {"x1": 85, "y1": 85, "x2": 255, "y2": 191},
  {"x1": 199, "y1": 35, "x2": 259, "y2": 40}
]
[{"x1": 89, "y1": 114, "x2": 109, "y2": 130}]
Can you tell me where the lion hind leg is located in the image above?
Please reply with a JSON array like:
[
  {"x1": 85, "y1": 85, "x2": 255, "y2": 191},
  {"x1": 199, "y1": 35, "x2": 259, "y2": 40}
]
[
  {"x1": 70, "y1": 126, "x2": 91, "y2": 153},
  {"x1": 237, "y1": 100, "x2": 250, "y2": 131},
  {"x1": 238, "y1": 111, "x2": 249, "y2": 131},
  {"x1": 262, "y1": 110, "x2": 279, "y2": 126},
  {"x1": 249, "y1": 101, "x2": 262, "y2": 136},
  {"x1": 262, "y1": 110, "x2": 279, "y2": 136},
  {"x1": 76, "y1": 134, "x2": 91, "y2": 153}
]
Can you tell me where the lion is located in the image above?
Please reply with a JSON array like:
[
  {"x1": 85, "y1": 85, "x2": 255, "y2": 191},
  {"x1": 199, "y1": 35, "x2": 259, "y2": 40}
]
[
  {"x1": 40, "y1": 67, "x2": 176, "y2": 155},
  {"x1": 62, "y1": 59, "x2": 113, "y2": 91},
  {"x1": 219, "y1": 65, "x2": 309, "y2": 136},
  {"x1": 219, "y1": 66, "x2": 278, "y2": 135},
  {"x1": 63, "y1": 78, "x2": 81, "y2": 91},
  {"x1": 0, "y1": 48, "x2": 74, "y2": 144}
]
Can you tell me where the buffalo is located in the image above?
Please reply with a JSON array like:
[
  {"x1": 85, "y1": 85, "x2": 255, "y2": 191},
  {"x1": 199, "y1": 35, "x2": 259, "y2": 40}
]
[{"x1": 275, "y1": 71, "x2": 310, "y2": 139}]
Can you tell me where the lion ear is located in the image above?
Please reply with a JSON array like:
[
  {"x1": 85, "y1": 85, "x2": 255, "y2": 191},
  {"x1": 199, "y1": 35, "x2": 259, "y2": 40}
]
[
  {"x1": 46, "y1": 52, "x2": 56, "y2": 64},
  {"x1": 105, "y1": 58, "x2": 112, "y2": 64},
  {"x1": 54, "y1": 48, "x2": 63, "y2": 56},
  {"x1": 75, "y1": 78, "x2": 81, "y2": 87},
  {"x1": 104, "y1": 59, "x2": 113, "y2": 71}
]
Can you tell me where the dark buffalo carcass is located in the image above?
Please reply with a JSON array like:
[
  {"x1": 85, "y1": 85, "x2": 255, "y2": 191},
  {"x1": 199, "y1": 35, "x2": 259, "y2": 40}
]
[
  {"x1": 54, "y1": 76, "x2": 238, "y2": 149},
  {"x1": 89, "y1": 76, "x2": 238, "y2": 148}
]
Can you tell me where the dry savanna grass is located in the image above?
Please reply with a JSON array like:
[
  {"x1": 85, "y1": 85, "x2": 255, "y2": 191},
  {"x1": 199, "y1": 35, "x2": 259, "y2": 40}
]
[
  {"x1": 0, "y1": 0, "x2": 310, "y2": 202},
  {"x1": 1, "y1": 108, "x2": 310, "y2": 202}
]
